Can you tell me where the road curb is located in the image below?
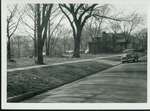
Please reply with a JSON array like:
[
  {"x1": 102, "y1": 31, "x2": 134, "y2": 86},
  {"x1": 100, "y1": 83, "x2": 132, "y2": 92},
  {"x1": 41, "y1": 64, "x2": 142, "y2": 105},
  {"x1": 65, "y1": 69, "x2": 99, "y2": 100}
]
[{"x1": 7, "y1": 89, "x2": 48, "y2": 102}]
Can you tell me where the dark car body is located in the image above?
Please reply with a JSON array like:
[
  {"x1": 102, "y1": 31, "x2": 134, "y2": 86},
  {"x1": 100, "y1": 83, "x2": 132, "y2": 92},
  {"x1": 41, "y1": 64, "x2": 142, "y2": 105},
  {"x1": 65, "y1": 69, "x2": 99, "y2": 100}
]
[{"x1": 121, "y1": 49, "x2": 139, "y2": 63}]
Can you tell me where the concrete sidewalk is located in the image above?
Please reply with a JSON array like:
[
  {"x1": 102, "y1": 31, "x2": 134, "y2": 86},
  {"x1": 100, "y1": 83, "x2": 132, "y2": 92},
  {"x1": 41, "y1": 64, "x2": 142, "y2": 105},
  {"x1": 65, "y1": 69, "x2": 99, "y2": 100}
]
[
  {"x1": 22, "y1": 62, "x2": 147, "y2": 103},
  {"x1": 8, "y1": 54, "x2": 121, "y2": 72}
]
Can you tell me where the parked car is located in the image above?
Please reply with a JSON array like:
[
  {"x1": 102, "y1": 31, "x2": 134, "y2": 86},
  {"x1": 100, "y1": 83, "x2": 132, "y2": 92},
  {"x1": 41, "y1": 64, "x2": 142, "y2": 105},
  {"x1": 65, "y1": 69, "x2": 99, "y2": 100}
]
[{"x1": 121, "y1": 49, "x2": 139, "y2": 63}]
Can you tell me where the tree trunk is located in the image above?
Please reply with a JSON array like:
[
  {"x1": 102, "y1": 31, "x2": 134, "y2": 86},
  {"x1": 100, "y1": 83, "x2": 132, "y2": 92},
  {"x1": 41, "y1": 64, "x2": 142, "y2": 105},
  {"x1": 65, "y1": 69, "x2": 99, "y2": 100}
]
[
  {"x1": 7, "y1": 37, "x2": 11, "y2": 60},
  {"x1": 72, "y1": 25, "x2": 83, "y2": 58},
  {"x1": 72, "y1": 31, "x2": 81, "y2": 58},
  {"x1": 46, "y1": 19, "x2": 51, "y2": 56},
  {"x1": 33, "y1": 38, "x2": 37, "y2": 57},
  {"x1": 73, "y1": 37, "x2": 80, "y2": 58},
  {"x1": 36, "y1": 4, "x2": 44, "y2": 64},
  {"x1": 7, "y1": 20, "x2": 11, "y2": 60},
  {"x1": 37, "y1": 42, "x2": 44, "y2": 64},
  {"x1": 46, "y1": 39, "x2": 50, "y2": 56},
  {"x1": 17, "y1": 37, "x2": 20, "y2": 58},
  {"x1": 37, "y1": 26, "x2": 44, "y2": 64},
  {"x1": 34, "y1": 20, "x2": 37, "y2": 57},
  {"x1": 37, "y1": 24, "x2": 48, "y2": 64},
  {"x1": 34, "y1": 5, "x2": 37, "y2": 57},
  {"x1": 37, "y1": 27, "x2": 44, "y2": 64},
  {"x1": 45, "y1": 34, "x2": 50, "y2": 56}
]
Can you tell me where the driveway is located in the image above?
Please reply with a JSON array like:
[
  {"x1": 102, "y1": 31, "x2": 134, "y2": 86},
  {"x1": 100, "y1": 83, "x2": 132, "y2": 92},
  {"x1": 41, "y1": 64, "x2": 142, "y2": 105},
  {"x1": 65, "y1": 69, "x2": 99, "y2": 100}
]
[{"x1": 22, "y1": 62, "x2": 147, "y2": 103}]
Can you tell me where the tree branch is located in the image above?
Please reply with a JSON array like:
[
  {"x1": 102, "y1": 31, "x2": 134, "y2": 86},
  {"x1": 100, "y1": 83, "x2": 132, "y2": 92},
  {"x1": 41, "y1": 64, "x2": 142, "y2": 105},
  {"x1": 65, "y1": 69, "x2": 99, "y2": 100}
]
[
  {"x1": 75, "y1": 4, "x2": 84, "y2": 14},
  {"x1": 59, "y1": 4, "x2": 76, "y2": 37},
  {"x1": 41, "y1": 4, "x2": 53, "y2": 30},
  {"x1": 21, "y1": 19, "x2": 34, "y2": 31},
  {"x1": 78, "y1": 4, "x2": 97, "y2": 22},
  {"x1": 50, "y1": 15, "x2": 64, "y2": 37},
  {"x1": 93, "y1": 14, "x2": 129, "y2": 22},
  {"x1": 9, "y1": 14, "x2": 23, "y2": 38}
]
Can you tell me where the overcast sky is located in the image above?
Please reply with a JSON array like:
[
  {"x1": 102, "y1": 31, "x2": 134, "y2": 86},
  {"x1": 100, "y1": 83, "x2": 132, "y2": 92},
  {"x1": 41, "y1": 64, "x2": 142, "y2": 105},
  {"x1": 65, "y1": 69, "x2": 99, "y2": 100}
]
[
  {"x1": 12, "y1": 0, "x2": 148, "y2": 36},
  {"x1": 110, "y1": 1, "x2": 147, "y2": 15}
]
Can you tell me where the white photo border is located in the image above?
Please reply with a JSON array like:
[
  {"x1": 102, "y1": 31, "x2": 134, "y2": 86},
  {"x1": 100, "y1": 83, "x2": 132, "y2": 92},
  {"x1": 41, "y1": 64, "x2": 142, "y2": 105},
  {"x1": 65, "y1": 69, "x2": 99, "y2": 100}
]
[{"x1": 1, "y1": 0, "x2": 150, "y2": 109}]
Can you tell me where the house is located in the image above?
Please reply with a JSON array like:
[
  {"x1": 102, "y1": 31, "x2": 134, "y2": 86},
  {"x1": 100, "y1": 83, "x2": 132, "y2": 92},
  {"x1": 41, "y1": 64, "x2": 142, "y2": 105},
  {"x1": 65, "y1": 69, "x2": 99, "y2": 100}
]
[{"x1": 88, "y1": 32, "x2": 129, "y2": 54}]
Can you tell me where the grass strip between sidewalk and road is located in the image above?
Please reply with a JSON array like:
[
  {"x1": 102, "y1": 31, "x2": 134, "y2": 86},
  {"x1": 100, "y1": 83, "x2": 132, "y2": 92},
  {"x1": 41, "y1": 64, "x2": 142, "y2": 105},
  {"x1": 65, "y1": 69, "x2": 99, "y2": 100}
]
[{"x1": 7, "y1": 61, "x2": 113, "y2": 101}]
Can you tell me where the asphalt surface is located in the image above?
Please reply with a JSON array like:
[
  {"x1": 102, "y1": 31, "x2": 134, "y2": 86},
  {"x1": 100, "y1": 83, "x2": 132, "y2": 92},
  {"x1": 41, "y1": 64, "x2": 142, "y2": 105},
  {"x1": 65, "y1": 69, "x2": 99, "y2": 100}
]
[{"x1": 22, "y1": 62, "x2": 147, "y2": 103}]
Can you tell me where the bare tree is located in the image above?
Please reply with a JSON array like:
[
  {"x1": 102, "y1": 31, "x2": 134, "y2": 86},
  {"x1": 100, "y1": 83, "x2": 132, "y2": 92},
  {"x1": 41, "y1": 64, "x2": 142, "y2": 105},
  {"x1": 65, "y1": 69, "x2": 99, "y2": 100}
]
[
  {"x1": 36, "y1": 4, "x2": 53, "y2": 64},
  {"x1": 7, "y1": 4, "x2": 23, "y2": 60},
  {"x1": 85, "y1": 4, "x2": 111, "y2": 40},
  {"x1": 61, "y1": 29, "x2": 72, "y2": 52},
  {"x1": 59, "y1": 4, "x2": 98, "y2": 57},
  {"x1": 109, "y1": 21, "x2": 121, "y2": 49},
  {"x1": 48, "y1": 27, "x2": 63, "y2": 56},
  {"x1": 59, "y1": 4, "x2": 124, "y2": 57},
  {"x1": 120, "y1": 12, "x2": 143, "y2": 48},
  {"x1": 109, "y1": 21, "x2": 121, "y2": 34},
  {"x1": 135, "y1": 28, "x2": 147, "y2": 50},
  {"x1": 21, "y1": 4, "x2": 38, "y2": 58},
  {"x1": 45, "y1": 8, "x2": 64, "y2": 56}
]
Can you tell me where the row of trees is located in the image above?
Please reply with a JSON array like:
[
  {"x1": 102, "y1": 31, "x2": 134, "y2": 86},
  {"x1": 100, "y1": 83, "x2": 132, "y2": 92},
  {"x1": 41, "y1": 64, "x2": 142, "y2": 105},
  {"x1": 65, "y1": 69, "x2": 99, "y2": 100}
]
[
  {"x1": 7, "y1": 5, "x2": 23, "y2": 60},
  {"x1": 7, "y1": 3, "x2": 146, "y2": 64}
]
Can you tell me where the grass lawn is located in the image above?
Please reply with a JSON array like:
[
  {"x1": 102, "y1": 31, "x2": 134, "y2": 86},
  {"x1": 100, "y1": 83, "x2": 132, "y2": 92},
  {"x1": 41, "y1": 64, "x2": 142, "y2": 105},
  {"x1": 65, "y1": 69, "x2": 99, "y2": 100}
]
[
  {"x1": 7, "y1": 53, "x2": 120, "y2": 69},
  {"x1": 7, "y1": 61, "x2": 113, "y2": 98}
]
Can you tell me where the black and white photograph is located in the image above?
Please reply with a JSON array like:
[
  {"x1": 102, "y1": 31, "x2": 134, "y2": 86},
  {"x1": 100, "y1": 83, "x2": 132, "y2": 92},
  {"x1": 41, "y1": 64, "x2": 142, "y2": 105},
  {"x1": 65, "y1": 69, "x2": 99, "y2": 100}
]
[{"x1": 1, "y1": 0, "x2": 150, "y2": 110}]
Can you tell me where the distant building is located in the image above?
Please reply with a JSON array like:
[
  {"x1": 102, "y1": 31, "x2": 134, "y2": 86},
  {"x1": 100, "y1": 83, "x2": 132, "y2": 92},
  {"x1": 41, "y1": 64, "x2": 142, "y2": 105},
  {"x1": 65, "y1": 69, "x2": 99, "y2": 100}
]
[{"x1": 88, "y1": 32, "x2": 129, "y2": 54}]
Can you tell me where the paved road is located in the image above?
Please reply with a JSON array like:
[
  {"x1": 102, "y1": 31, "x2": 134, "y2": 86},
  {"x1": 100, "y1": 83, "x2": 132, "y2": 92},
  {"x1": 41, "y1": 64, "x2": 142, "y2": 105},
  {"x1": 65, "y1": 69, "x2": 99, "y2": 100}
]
[
  {"x1": 22, "y1": 62, "x2": 147, "y2": 103},
  {"x1": 8, "y1": 54, "x2": 121, "y2": 72}
]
